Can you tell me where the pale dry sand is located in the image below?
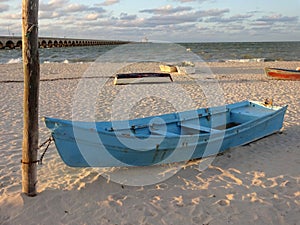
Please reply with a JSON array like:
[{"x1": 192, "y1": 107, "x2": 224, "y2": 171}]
[{"x1": 0, "y1": 61, "x2": 299, "y2": 225}]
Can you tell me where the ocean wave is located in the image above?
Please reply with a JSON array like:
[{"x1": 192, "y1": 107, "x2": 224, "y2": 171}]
[
  {"x1": 225, "y1": 58, "x2": 267, "y2": 63},
  {"x1": 0, "y1": 42, "x2": 299, "y2": 64},
  {"x1": 7, "y1": 58, "x2": 22, "y2": 64}
]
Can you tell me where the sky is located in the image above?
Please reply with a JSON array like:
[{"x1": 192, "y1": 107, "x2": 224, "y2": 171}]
[{"x1": 0, "y1": 0, "x2": 299, "y2": 42}]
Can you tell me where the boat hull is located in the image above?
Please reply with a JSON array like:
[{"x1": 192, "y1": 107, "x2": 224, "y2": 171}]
[
  {"x1": 44, "y1": 100, "x2": 287, "y2": 167},
  {"x1": 265, "y1": 67, "x2": 300, "y2": 80},
  {"x1": 159, "y1": 64, "x2": 178, "y2": 73}
]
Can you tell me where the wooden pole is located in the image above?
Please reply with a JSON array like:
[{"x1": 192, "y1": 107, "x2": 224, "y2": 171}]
[{"x1": 21, "y1": 0, "x2": 40, "y2": 196}]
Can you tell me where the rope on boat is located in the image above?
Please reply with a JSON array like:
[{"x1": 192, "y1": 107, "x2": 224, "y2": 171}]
[{"x1": 20, "y1": 137, "x2": 54, "y2": 165}]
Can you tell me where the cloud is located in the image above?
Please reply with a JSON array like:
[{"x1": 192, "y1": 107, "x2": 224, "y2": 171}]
[
  {"x1": 201, "y1": 8, "x2": 230, "y2": 17},
  {"x1": 119, "y1": 13, "x2": 137, "y2": 21},
  {"x1": 99, "y1": 0, "x2": 120, "y2": 6},
  {"x1": 172, "y1": 0, "x2": 210, "y2": 3},
  {"x1": 144, "y1": 14, "x2": 199, "y2": 27},
  {"x1": 9, "y1": 0, "x2": 297, "y2": 42},
  {"x1": 205, "y1": 14, "x2": 253, "y2": 23},
  {"x1": 40, "y1": 0, "x2": 70, "y2": 11},
  {"x1": 0, "y1": 12, "x2": 20, "y2": 20},
  {"x1": 39, "y1": 0, "x2": 106, "y2": 21},
  {"x1": 0, "y1": 3, "x2": 9, "y2": 12},
  {"x1": 39, "y1": 11, "x2": 62, "y2": 19},
  {"x1": 138, "y1": 7, "x2": 229, "y2": 27},
  {"x1": 99, "y1": 8, "x2": 230, "y2": 29},
  {"x1": 64, "y1": 3, "x2": 89, "y2": 12},
  {"x1": 256, "y1": 14, "x2": 298, "y2": 23},
  {"x1": 88, "y1": 7, "x2": 107, "y2": 14},
  {"x1": 140, "y1": 5, "x2": 193, "y2": 15},
  {"x1": 250, "y1": 21, "x2": 270, "y2": 27},
  {"x1": 85, "y1": 13, "x2": 102, "y2": 21}
]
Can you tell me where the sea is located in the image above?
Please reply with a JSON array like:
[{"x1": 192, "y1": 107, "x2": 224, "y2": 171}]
[{"x1": 0, "y1": 41, "x2": 299, "y2": 64}]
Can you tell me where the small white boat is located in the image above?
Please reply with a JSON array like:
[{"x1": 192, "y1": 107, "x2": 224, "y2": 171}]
[{"x1": 159, "y1": 64, "x2": 178, "y2": 73}]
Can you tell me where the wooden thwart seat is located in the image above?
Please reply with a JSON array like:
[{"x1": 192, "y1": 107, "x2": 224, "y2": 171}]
[
  {"x1": 151, "y1": 129, "x2": 178, "y2": 137},
  {"x1": 180, "y1": 122, "x2": 221, "y2": 133}
]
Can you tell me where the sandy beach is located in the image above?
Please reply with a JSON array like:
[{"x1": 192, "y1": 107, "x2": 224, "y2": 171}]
[{"x1": 0, "y1": 61, "x2": 299, "y2": 225}]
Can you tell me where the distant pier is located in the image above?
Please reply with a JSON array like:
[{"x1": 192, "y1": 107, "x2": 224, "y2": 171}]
[{"x1": 0, "y1": 36, "x2": 131, "y2": 49}]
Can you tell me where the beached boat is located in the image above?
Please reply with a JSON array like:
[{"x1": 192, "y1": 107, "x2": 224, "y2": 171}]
[
  {"x1": 264, "y1": 67, "x2": 300, "y2": 80},
  {"x1": 114, "y1": 72, "x2": 173, "y2": 85},
  {"x1": 44, "y1": 100, "x2": 287, "y2": 167},
  {"x1": 159, "y1": 64, "x2": 178, "y2": 73}
]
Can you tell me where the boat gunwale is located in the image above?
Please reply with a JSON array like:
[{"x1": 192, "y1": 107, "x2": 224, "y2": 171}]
[{"x1": 265, "y1": 67, "x2": 300, "y2": 73}]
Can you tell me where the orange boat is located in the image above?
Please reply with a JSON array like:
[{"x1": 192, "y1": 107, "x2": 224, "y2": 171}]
[{"x1": 264, "y1": 67, "x2": 300, "y2": 80}]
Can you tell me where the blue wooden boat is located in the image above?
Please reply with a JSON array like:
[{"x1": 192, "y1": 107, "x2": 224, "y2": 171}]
[{"x1": 44, "y1": 100, "x2": 287, "y2": 167}]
